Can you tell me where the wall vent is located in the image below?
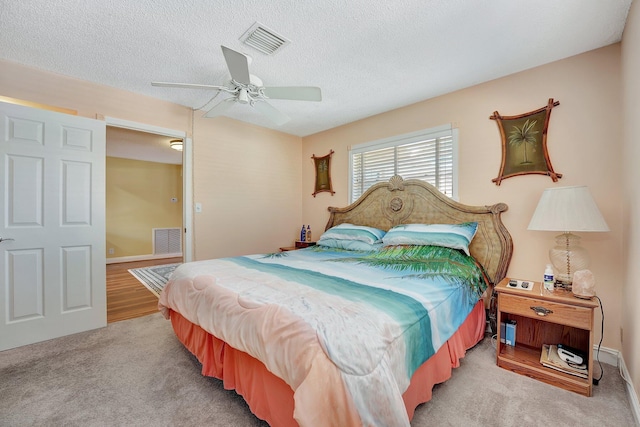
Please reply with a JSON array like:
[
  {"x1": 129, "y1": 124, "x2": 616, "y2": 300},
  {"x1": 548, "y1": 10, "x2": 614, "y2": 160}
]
[
  {"x1": 240, "y1": 22, "x2": 290, "y2": 55},
  {"x1": 153, "y1": 228, "x2": 182, "y2": 255}
]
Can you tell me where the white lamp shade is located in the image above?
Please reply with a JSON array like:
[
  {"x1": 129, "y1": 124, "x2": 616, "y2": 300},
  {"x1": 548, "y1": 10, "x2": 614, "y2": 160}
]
[{"x1": 527, "y1": 186, "x2": 609, "y2": 232}]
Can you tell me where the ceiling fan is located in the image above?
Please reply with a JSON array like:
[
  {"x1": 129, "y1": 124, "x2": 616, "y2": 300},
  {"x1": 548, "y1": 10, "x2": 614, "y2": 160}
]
[{"x1": 152, "y1": 45, "x2": 322, "y2": 126}]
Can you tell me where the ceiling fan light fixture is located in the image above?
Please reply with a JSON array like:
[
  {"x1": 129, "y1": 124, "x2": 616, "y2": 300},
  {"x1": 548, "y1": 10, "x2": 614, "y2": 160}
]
[
  {"x1": 170, "y1": 139, "x2": 183, "y2": 151},
  {"x1": 237, "y1": 88, "x2": 249, "y2": 104}
]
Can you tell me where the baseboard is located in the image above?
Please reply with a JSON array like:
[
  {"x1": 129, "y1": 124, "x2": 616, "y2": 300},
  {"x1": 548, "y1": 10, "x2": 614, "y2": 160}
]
[
  {"x1": 594, "y1": 345, "x2": 640, "y2": 425},
  {"x1": 619, "y1": 352, "x2": 640, "y2": 426},
  {"x1": 593, "y1": 345, "x2": 618, "y2": 366},
  {"x1": 106, "y1": 253, "x2": 182, "y2": 265}
]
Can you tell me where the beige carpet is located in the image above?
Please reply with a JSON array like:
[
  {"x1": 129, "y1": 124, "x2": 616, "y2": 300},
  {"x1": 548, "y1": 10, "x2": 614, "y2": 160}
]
[{"x1": 0, "y1": 313, "x2": 636, "y2": 426}]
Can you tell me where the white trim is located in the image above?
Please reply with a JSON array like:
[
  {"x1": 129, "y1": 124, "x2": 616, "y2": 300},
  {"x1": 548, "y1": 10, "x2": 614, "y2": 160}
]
[
  {"x1": 350, "y1": 124, "x2": 453, "y2": 152},
  {"x1": 104, "y1": 116, "x2": 185, "y2": 138},
  {"x1": 593, "y1": 346, "x2": 640, "y2": 425},
  {"x1": 451, "y1": 128, "x2": 459, "y2": 201},
  {"x1": 104, "y1": 117, "x2": 194, "y2": 264},
  {"x1": 593, "y1": 345, "x2": 618, "y2": 366},
  {"x1": 106, "y1": 253, "x2": 182, "y2": 265},
  {"x1": 183, "y1": 137, "x2": 194, "y2": 262},
  {"x1": 622, "y1": 358, "x2": 640, "y2": 426}
]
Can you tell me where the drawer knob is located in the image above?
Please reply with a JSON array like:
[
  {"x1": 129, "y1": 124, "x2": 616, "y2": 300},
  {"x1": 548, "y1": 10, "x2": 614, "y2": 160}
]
[{"x1": 530, "y1": 306, "x2": 553, "y2": 316}]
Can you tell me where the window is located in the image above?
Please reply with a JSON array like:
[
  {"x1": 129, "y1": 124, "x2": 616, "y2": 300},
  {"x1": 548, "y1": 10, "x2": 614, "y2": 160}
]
[{"x1": 349, "y1": 125, "x2": 458, "y2": 202}]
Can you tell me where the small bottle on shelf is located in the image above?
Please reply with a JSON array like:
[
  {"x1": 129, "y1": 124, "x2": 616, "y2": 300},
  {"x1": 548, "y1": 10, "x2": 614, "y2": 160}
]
[
  {"x1": 306, "y1": 225, "x2": 312, "y2": 242},
  {"x1": 543, "y1": 264, "x2": 555, "y2": 293},
  {"x1": 300, "y1": 225, "x2": 306, "y2": 242}
]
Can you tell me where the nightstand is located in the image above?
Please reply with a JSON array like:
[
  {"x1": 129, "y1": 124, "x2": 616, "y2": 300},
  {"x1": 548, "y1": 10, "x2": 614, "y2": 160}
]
[
  {"x1": 280, "y1": 241, "x2": 316, "y2": 251},
  {"x1": 495, "y1": 277, "x2": 598, "y2": 396}
]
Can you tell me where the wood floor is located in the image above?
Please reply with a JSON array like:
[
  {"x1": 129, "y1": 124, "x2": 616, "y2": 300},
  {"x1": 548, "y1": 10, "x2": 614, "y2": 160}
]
[{"x1": 106, "y1": 257, "x2": 182, "y2": 323}]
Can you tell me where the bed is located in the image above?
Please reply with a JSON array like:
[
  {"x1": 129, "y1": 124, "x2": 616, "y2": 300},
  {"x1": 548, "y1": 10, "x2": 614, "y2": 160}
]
[{"x1": 159, "y1": 175, "x2": 513, "y2": 426}]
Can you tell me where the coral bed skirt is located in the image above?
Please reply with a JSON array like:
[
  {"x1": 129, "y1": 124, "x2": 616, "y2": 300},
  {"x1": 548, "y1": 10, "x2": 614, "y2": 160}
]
[{"x1": 168, "y1": 300, "x2": 486, "y2": 426}]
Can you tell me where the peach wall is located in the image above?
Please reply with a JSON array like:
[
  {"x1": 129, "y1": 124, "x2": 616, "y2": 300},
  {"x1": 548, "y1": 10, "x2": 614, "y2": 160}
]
[
  {"x1": 0, "y1": 58, "x2": 303, "y2": 261},
  {"x1": 0, "y1": 59, "x2": 191, "y2": 131},
  {"x1": 303, "y1": 45, "x2": 624, "y2": 350},
  {"x1": 622, "y1": 0, "x2": 640, "y2": 401},
  {"x1": 192, "y1": 116, "x2": 302, "y2": 259}
]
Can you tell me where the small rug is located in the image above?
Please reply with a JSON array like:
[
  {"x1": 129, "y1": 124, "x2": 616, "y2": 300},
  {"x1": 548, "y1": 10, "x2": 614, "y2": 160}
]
[{"x1": 128, "y1": 263, "x2": 180, "y2": 297}]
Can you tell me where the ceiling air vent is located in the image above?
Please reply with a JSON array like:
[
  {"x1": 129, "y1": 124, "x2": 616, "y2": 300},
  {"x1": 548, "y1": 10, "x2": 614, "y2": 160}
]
[{"x1": 240, "y1": 22, "x2": 290, "y2": 55}]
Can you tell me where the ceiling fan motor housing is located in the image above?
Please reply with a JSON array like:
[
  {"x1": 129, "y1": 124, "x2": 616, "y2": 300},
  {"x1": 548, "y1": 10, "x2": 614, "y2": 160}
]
[{"x1": 232, "y1": 75, "x2": 264, "y2": 104}]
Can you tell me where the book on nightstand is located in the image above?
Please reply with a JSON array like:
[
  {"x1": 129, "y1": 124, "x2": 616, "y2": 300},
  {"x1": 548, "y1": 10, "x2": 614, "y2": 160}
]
[{"x1": 540, "y1": 344, "x2": 588, "y2": 379}]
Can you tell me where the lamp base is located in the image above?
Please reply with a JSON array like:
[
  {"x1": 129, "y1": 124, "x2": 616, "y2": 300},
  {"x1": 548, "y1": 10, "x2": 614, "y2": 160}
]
[
  {"x1": 553, "y1": 279, "x2": 572, "y2": 291},
  {"x1": 548, "y1": 232, "x2": 590, "y2": 285}
]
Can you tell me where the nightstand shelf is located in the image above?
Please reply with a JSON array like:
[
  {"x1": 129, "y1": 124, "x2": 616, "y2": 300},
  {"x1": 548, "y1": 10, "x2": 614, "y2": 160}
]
[
  {"x1": 280, "y1": 241, "x2": 316, "y2": 251},
  {"x1": 495, "y1": 277, "x2": 598, "y2": 396},
  {"x1": 294, "y1": 240, "x2": 316, "y2": 248}
]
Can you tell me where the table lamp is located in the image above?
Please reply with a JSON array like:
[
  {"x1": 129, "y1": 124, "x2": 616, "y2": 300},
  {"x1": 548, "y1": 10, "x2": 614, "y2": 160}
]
[{"x1": 527, "y1": 186, "x2": 609, "y2": 289}]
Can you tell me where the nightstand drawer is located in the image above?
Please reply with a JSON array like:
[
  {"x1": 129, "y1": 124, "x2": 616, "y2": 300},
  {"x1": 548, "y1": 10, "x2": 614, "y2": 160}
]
[{"x1": 499, "y1": 293, "x2": 592, "y2": 330}]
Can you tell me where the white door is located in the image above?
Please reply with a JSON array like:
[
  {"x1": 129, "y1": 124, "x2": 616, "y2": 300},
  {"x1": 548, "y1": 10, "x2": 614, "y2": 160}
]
[{"x1": 0, "y1": 102, "x2": 106, "y2": 351}]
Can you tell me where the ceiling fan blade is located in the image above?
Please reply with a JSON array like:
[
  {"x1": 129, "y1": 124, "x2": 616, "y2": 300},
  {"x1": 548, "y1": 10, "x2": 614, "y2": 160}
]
[
  {"x1": 252, "y1": 101, "x2": 290, "y2": 126},
  {"x1": 262, "y1": 86, "x2": 322, "y2": 102},
  {"x1": 204, "y1": 98, "x2": 236, "y2": 118},
  {"x1": 221, "y1": 45, "x2": 251, "y2": 85},
  {"x1": 152, "y1": 81, "x2": 227, "y2": 90}
]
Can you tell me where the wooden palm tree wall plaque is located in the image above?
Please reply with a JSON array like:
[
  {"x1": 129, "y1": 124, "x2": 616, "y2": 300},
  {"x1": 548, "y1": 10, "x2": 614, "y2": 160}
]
[
  {"x1": 490, "y1": 98, "x2": 562, "y2": 185},
  {"x1": 312, "y1": 150, "x2": 335, "y2": 197}
]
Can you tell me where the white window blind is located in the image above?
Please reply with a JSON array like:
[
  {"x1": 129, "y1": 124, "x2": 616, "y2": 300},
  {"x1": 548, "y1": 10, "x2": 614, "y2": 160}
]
[{"x1": 350, "y1": 125, "x2": 457, "y2": 202}]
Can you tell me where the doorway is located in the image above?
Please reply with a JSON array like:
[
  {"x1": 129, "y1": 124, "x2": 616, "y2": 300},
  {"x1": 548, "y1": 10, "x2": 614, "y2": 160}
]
[
  {"x1": 105, "y1": 116, "x2": 192, "y2": 261},
  {"x1": 105, "y1": 127, "x2": 183, "y2": 262},
  {"x1": 104, "y1": 117, "x2": 192, "y2": 321}
]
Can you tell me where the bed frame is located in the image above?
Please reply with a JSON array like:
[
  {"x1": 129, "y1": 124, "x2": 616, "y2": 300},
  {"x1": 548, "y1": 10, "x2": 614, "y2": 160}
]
[{"x1": 326, "y1": 175, "x2": 513, "y2": 287}]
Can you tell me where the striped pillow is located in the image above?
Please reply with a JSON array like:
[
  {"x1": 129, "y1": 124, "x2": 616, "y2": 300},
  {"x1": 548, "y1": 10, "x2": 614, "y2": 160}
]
[
  {"x1": 316, "y1": 238, "x2": 383, "y2": 252},
  {"x1": 319, "y1": 223, "x2": 386, "y2": 245},
  {"x1": 382, "y1": 222, "x2": 478, "y2": 255}
]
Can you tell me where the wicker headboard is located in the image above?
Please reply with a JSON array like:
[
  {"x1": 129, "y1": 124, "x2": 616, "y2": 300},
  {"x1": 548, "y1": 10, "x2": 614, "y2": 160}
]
[{"x1": 325, "y1": 175, "x2": 513, "y2": 285}]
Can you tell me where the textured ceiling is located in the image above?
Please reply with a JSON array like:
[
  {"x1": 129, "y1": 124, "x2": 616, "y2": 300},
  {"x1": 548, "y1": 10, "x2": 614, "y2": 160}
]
[{"x1": 0, "y1": 0, "x2": 632, "y2": 137}]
